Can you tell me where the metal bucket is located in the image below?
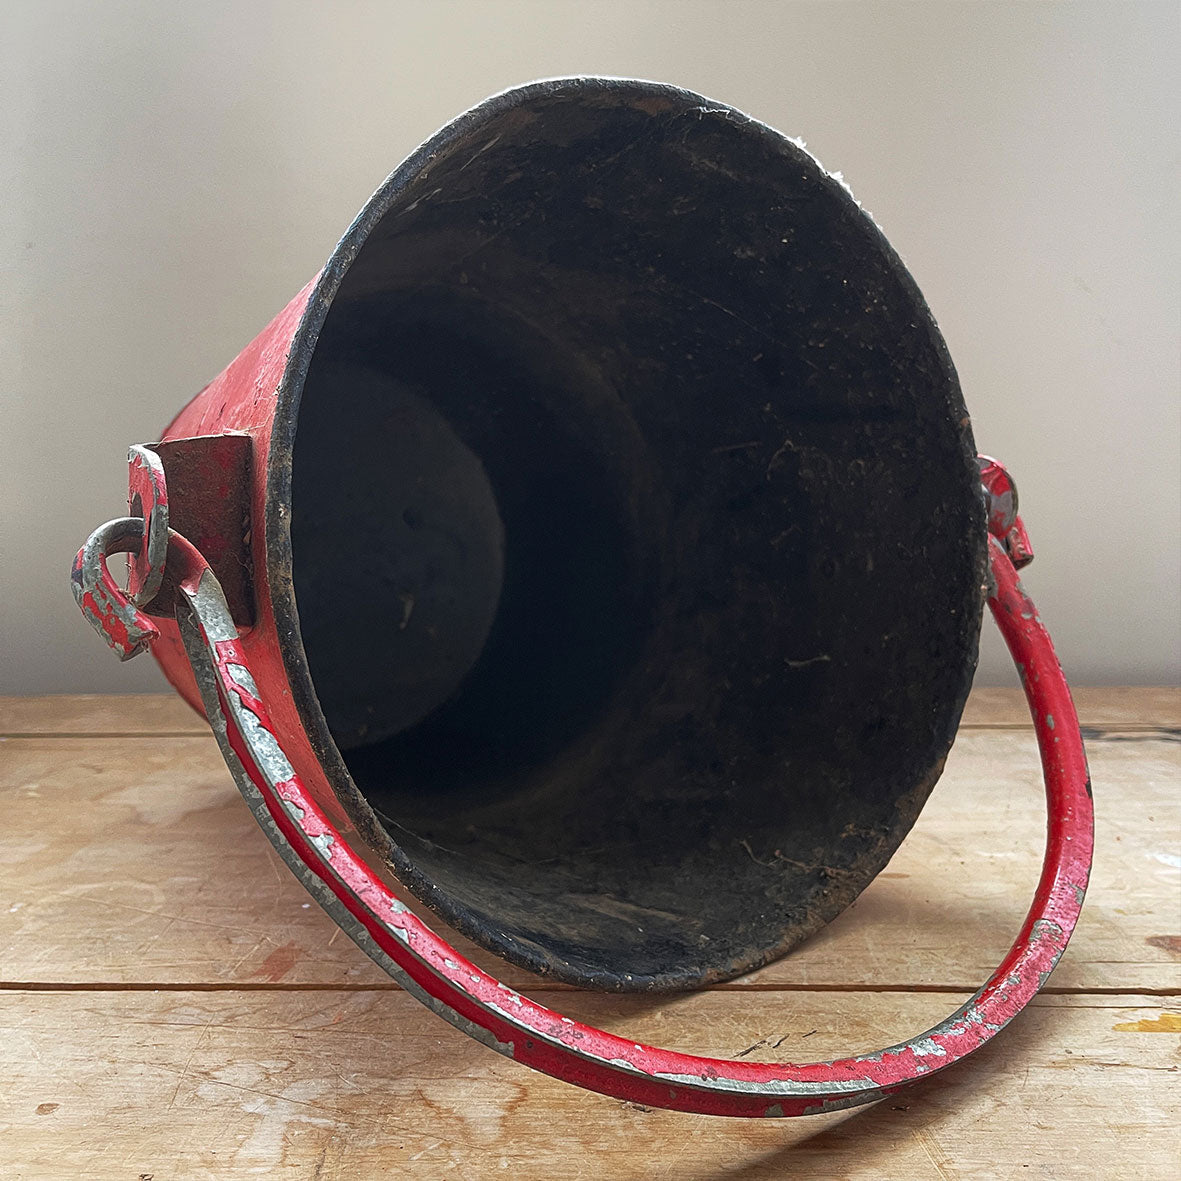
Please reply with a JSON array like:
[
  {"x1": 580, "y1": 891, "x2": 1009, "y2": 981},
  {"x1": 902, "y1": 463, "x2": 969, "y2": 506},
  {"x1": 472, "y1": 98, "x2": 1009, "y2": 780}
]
[{"x1": 73, "y1": 78, "x2": 1092, "y2": 1117}]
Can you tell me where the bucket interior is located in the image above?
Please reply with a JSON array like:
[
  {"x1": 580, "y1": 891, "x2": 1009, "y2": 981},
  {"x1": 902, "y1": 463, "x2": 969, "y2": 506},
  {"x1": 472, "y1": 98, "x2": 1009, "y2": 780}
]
[{"x1": 287, "y1": 81, "x2": 985, "y2": 989}]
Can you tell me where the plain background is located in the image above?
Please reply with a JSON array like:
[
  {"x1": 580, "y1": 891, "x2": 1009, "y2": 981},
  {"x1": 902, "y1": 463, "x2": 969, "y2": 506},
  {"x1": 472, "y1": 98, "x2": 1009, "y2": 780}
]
[{"x1": 2, "y1": 0, "x2": 1177, "y2": 693}]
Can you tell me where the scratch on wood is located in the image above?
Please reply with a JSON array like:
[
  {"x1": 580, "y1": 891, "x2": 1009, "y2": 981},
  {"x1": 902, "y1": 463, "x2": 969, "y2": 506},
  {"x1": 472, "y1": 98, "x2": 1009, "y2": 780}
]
[{"x1": 913, "y1": 1126, "x2": 957, "y2": 1180}]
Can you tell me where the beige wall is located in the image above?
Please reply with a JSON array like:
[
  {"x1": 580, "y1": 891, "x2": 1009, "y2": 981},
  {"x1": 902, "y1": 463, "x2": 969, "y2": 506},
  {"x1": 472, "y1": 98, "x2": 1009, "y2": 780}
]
[{"x1": 3, "y1": 0, "x2": 1177, "y2": 693}]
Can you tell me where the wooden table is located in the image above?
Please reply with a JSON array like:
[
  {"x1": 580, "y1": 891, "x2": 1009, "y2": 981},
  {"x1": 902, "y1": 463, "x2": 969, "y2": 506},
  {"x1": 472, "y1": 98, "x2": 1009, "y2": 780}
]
[{"x1": 2, "y1": 688, "x2": 1177, "y2": 1178}]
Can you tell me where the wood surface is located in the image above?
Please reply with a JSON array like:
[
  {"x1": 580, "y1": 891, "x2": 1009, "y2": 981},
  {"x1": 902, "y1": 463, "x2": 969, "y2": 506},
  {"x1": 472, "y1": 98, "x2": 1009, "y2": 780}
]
[
  {"x1": 3, "y1": 685, "x2": 1176, "y2": 735},
  {"x1": 1, "y1": 689, "x2": 1178, "y2": 1178}
]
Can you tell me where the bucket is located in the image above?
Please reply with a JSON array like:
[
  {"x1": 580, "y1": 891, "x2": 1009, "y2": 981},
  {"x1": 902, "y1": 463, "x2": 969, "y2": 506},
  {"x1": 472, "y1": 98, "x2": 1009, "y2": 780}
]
[{"x1": 73, "y1": 78, "x2": 1092, "y2": 1117}]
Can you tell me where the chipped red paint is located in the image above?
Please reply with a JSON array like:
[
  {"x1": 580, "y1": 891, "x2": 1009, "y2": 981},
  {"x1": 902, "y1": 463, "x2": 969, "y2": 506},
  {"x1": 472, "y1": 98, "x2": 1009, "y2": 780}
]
[
  {"x1": 142, "y1": 279, "x2": 354, "y2": 824},
  {"x1": 133, "y1": 434, "x2": 255, "y2": 626},
  {"x1": 127, "y1": 445, "x2": 169, "y2": 606},
  {"x1": 979, "y1": 455, "x2": 1035, "y2": 569},
  {"x1": 72, "y1": 519, "x2": 160, "y2": 660},
  {"x1": 71, "y1": 467, "x2": 1089, "y2": 1117}
]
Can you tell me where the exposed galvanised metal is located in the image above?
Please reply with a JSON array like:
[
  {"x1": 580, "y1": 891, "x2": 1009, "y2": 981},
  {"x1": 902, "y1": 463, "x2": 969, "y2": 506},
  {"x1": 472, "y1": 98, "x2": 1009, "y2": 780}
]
[
  {"x1": 71, "y1": 517, "x2": 159, "y2": 661},
  {"x1": 72, "y1": 456, "x2": 1094, "y2": 1118},
  {"x1": 127, "y1": 444, "x2": 168, "y2": 607}
]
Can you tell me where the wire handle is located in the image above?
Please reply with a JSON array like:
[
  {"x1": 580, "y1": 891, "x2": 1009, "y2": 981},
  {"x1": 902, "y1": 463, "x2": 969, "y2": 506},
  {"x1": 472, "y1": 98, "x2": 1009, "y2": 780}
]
[{"x1": 72, "y1": 457, "x2": 1093, "y2": 1117}]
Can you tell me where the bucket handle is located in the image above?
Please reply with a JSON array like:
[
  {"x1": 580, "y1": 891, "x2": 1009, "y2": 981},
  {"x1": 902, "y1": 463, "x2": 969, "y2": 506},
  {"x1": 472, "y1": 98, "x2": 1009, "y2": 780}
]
[{"x1": 72, "y1": 458, "x2": 1093, "y2": 1118}]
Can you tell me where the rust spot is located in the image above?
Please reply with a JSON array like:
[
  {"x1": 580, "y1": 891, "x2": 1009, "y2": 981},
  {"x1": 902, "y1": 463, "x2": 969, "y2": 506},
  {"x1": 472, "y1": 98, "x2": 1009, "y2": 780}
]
[
  {"x1": 1146, "y1": 935, "x2": 1181, "y2": 958},
  {"x1": 250, "y1": 940, "x2": 300, "y2": 983},
  {"x1": 35, "y1": 1102, "x2": 59, "y2": 1115},
  {"x1": 631, "y1": 94, "x2": 678, "y2": 116},
  {"x1": 1112, "y1": 1013, "x2": 1181, "y2": 1033}
]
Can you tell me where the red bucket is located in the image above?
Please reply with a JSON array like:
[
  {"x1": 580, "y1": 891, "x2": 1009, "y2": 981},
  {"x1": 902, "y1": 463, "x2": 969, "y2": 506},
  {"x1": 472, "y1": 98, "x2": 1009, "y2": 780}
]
[{"x1": 73, "y1": 78, "x2": 1091, "y2": 1117}]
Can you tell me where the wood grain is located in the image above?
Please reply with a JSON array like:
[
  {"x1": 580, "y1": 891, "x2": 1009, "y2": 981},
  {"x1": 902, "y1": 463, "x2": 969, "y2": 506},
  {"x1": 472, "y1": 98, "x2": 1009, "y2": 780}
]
[
  {"x1": 1, "y1": 691, "x2": 1177, "y2": 1178},
  {"x1": 2, "y1": 990, "x2": 1176, "y2": 1179},
  {"x1": 2, "y1": 731, "x2": 1177, "y2": 992},
  {"x1": 959, "y1": 685, "x2": 1179, "y2": 730},
  {"x1": 0, "y1": 692, "x2": 206, "y2": 736}
]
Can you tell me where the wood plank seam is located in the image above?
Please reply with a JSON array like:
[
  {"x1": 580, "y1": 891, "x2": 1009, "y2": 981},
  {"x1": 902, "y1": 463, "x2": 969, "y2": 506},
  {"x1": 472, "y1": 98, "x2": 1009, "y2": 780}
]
[
  {"x1": 3, "y1": 695, "x2": 1175, "y2": 1001},
  {"x1": 3, "y1": 692, "x2": 1177, "y2": 1175},
  {"x1": 2, "y1": 982, "x2": 1179, "y2": 996}
]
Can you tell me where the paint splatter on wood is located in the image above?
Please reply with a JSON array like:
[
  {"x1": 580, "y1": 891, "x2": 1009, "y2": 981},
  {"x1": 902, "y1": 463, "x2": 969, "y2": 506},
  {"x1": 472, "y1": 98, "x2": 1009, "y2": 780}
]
[
  {"x1": 1146, "y1": 935, "x2": 1181, "y2": 958},
  {"x1": 250, "y1": 940, "x2": 300, "y2": 983},
  {"x1": 1112, "y1": 1013, "x2": 1181, "y2": 1033}
]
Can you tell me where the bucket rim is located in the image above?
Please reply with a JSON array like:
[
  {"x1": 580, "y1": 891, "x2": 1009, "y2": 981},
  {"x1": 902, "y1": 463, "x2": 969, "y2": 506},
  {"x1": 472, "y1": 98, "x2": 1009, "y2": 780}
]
[{"x1": 261, "y1": 75, "x2": 986, "y2": 990}]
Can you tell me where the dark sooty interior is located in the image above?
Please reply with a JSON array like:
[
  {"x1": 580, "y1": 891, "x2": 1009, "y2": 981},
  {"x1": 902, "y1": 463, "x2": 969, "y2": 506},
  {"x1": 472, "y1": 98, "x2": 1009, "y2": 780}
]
[{"x1": 289, "y1": 81, "x2": 985, "y2": 990}]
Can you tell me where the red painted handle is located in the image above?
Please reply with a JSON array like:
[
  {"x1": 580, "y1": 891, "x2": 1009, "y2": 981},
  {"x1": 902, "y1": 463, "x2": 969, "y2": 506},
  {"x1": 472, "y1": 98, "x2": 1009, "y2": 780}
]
[{"x1": 73, "y1": 464, "x2": 1093, "y2": 1117}]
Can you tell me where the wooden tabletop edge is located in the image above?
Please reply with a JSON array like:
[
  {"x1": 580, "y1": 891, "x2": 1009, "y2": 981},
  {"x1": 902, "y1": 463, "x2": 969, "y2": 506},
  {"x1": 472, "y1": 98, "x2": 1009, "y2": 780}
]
[{"x1": 3, "y1": 686, "x2": 1179, "y2": 735}]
